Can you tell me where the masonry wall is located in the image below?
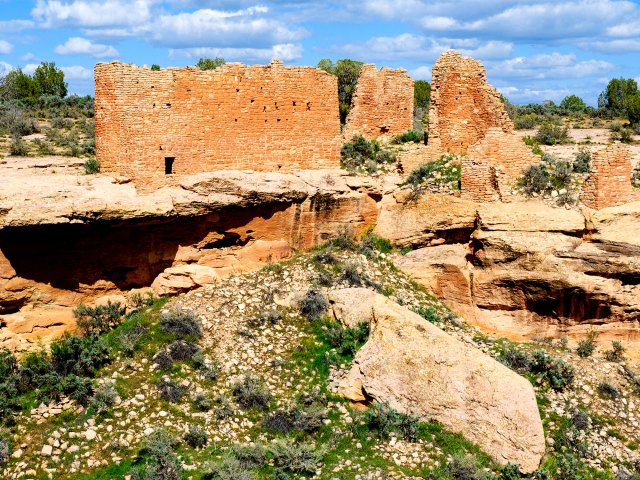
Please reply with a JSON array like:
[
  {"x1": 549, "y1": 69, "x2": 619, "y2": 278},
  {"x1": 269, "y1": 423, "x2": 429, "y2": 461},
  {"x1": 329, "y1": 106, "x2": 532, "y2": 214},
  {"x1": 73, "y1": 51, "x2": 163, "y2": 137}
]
[
  {"x1": 343, "y1": 65, "x2": 414, "y2": 141},
  {"x1": 461, "y1": 157, "x2": 501, "y2": 202},
  {"x1": 581, "y1": 143, "x2": 639, "y2": 209},
  {"x1": 428, "y1": 51, "x2": 513, "y2": 154},
  {"x1": 95, "y1": 61, "x2": 341, "y2": 185}
]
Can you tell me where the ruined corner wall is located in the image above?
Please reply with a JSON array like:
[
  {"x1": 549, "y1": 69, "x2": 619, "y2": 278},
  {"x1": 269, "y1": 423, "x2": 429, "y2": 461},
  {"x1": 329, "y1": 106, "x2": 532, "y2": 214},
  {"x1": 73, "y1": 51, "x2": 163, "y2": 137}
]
[
  {"x1": 343, "y1": 65, "x2": 414, "y2": 141},
  {"x1": 428, "y1": 51, "x2": 513, "y2": 154},
  {"x1": 581, "y1": 143, "x2": 640, "y2": 209},
  {"x1": 460, "y1": 157, "x2": 501, "y2": 202},
  {"x1": 95, "y1": 61, "x2": 341, "y2": 186},
  {"x1": 462, "y1": 127, "x2": 539, "y2": 200}
]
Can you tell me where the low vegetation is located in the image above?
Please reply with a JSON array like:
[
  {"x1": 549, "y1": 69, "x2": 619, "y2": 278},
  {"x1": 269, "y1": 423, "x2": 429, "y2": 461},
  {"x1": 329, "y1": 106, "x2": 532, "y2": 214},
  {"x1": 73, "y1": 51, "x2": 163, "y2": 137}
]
[{"x1": 340, "y1": 134, "x2": 397, "y2": 174}]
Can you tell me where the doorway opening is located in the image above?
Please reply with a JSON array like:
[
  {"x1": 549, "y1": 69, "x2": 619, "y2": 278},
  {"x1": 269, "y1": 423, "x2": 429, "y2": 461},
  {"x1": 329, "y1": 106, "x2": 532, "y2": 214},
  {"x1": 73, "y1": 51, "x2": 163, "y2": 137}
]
[{"x1": 164, "y1": 157, "x2": 175, "y2": 175}]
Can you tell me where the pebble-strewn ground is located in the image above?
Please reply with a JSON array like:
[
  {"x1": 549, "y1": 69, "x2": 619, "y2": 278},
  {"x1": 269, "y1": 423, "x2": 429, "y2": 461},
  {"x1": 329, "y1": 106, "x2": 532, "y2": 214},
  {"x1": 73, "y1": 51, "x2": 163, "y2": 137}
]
[{"x1": 2, "y1": 242, "x2": 638, "y2": 480}]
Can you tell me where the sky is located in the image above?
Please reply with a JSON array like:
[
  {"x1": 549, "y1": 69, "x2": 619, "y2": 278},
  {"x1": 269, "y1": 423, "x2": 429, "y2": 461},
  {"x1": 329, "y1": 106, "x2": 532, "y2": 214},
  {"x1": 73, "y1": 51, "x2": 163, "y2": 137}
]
[{"x1": 1, "y1": 1, "x2": 640, "y2": 105}]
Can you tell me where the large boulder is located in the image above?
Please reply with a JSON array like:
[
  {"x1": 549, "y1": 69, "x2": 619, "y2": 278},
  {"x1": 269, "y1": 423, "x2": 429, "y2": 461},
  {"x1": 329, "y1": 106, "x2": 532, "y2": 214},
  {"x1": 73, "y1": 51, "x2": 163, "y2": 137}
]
[
  {"x1": 330, "y1": 288, "x2": 545, "y2": 473},
  {"x1": 151, "y1": 264, "x2": 219, "y2": 296}
]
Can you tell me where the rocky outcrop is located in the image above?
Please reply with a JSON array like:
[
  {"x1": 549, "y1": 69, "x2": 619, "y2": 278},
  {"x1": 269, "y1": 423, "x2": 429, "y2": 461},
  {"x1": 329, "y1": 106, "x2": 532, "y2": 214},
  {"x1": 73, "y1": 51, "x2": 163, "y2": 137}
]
[
  {"x1": 0, "y1": 166, "x2": 382, "y2": 351},
  {"x1": 391, "y1": 195, "x2": 640, "y2": 352},
  {"x1": 330, "y1": 288, "x2": 545, "y2": 473}
]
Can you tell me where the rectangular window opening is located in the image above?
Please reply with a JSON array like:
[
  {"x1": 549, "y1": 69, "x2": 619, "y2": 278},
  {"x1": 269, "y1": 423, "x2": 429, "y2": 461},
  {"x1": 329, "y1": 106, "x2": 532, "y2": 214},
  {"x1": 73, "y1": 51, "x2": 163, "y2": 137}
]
[{"x1": 165, "y1": 157, "x2": 175, "y2": 175}]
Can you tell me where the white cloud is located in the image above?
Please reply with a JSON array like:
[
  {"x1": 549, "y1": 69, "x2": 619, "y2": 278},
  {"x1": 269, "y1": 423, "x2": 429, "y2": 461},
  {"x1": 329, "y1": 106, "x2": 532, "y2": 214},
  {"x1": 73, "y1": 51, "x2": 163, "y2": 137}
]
[
  {"x1": 410, "y1": 65, "x2": 432, "y2": 80},
  {"x1": 22, "y1": 52, "x2": 37, "y2": 62},
  {"x1": 61, "y1": 65, "x2": 93, "y2": 79},
  {"x1": 0, "y1": 61, "x2": 14, "y2": 76},
  {"x1": 488, "y1": 53, "x2": 614, "y2": 80},
  {"x1": 55, "y1": 37, "x2": 119, "y2": 58},
  {"x1": 585, "y1": 39, "x2": 640, "y2": 53},
  {"x1": 148, "y1": 7, "x2": 305, "y2": 48},
  {"x1": 337, "y1": 34, "x2": 512, "y2": 63},
  {"x1": 32, "y1": 0, "x2": 158, "y2": 28},
  {"x1": 169, "y1": 43, "x2": 303, "y2": 62},
  {"x1": 23, "y1": 63, "x2": 38, "y2": 75},
  {"x1": 0, "y1": 19, "x2": 35, "y2": 32},
  {"x1": 0, "y1": 40, "x2": 13, "y2": 55}
]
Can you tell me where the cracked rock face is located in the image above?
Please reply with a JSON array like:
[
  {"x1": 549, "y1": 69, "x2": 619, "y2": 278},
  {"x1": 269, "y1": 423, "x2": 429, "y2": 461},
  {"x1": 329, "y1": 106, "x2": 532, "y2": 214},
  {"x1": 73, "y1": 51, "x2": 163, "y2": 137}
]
[{"x1": 330, "y1": 288, "x2": 545, "y2": 473}]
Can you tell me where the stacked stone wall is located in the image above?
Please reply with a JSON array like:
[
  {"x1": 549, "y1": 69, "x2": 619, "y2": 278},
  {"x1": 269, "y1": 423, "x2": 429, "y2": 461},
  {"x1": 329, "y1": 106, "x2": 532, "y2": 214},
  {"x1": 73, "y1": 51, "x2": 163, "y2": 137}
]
[
  {"x1": 428, "y1": 51, "x2": 513, "y2": 154},
  {"x1": 343, "y1": 65, "x2": 414, "y2": 141},
  {"x1": 581, "y1": 143, "x2": 640, "y2": 209},
  {"x1": 95, "y1": 61, "x2": 342, "y2": 186},
  {"x1": 461, "y1": 157, "x2": 501, "y2": 202}
]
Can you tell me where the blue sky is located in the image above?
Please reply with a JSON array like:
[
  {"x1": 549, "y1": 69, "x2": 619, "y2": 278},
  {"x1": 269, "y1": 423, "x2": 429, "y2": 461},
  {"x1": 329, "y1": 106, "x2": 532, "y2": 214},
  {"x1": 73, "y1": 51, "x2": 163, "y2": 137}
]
[{"x1": 1, "y1": 0, "x2": 640, "y2": 105}]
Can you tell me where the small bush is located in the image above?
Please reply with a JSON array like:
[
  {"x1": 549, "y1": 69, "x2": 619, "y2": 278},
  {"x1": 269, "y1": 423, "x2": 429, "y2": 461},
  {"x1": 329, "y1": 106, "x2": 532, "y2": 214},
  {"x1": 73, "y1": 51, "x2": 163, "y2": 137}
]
[
  {"x1": 9, "y1": 136, "x2": 29, "y2": 156},
  {"x1": 530, "y1": 350, "x2": 575, "y2": 390},
  {"x1": 90, "y1": 382, "x2": 117, "y2": 413},
  {"x1": 604, "y1": 341, "x2": 626, "y2": 362},
  {"x1": 499, "y1": 346, "x2": 533, "y2": 372},
  {"x1": 184, "y1": 424, "x2": 207, "y2": 448},
  {"x1": 340, "y1": 262, "x2": 363, "y2": 286},
  {"x1": 412, "y1": 305, "x2": 441, "y2": 323},
  {"x1": 229, "y1": 443, "x2": 267, "y2": 469},
  {"x1": 571, "y1": 410, "x2": 589, "y2": 431},
  {"x1": 213, "y1": 395, "x2": 234, "y2": 419},
  {"x1": 313, "y1": 251, "x2": 338, "y2": 265},
  {"x1": 271, "y1": 439, "x2": 324, "y2": 474},
  {"x1": 160, "y1": 307, "x2": 203, "y2": 339},
  {"x1": 404, "y1": 157, "x2": 461, "y2": 188},
  {"x1": 535, "y1": 123, "x2": 568, "y2": 145},
  {"x1": 324, "y1": 320, "x2": 370, "y2": 358},
  {"x1": 573, "y1": 147, "x2": 591, "y2": 173},
  {"x1": 597, "y1": 381, "x2": 620, "y2": 399},
  {"x1": 299, "y1": 289, "x2": 328, "y2": 321},
  {"x1": 129, "y1": 291, "x2": 155, "y2": 310},
  {"x1": 247, "y1": 309, "x2": 281, "y2": 329},
  {"x1": 202, "y1": 455, "x2": 257, "y2": 480},
  {"x1": 62, "y1": 374, "x2": 94, "y2": 405},
  {"x1": 446, "y1": 454, "x2": 487, "y2": 480},
  {"x1": 73, "y1": 301, "x2": 125, "y2": 335},
  {"x1": 391, "y1": 129, "x2": 422, "y2": 144},
  {"x1": 156, "y1": 379, "x2": 187, "y2": 403},
  {"x1": 192, "y1": 393, "x2": 213, "y2": 412},
  {"x1": 263, "y1": 406, "x2": 324, "y2": 435},
  {"x1": 143, "y1": 429, "x2": 183, "y2": 480},
  {"x1": 360, "y1": 233, "x2": 393, "y2": 254},
  {"x1": 0, "y1": 438, "x2": 10, "y2": 466},
  {"x1": 153, "y1": 350, "x2": 174, "y2": 371},
  {"x1": 576, "y1": 330, "x2": 598, "y2": 358},
  {"x1": 168, "y1": 340, "x2": 200, "y2": 362},
  {"x1": 116, "y1": 322, "x2": 149, "y2": 357},
  {"x1": 521, "y1": 164, "x2": 549, "y2": 195},
  {"x1": 340, "y1": 135, "x2": 379, "y2": 170},
  {"x1": 50, "y1": 333, "x2": 110, "y2": 377},
  {"x1": 83, "y1": 157, "x2": 100, "y2": 174},
  {"x1": 231, "y1": 375, "x2": 272, "y2": 410}
]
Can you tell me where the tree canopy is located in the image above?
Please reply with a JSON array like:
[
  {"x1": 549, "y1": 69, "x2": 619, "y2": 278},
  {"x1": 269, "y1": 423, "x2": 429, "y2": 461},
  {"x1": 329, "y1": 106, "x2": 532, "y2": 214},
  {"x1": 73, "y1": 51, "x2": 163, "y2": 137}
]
[
  {"x1": 598, "y1": 78, "x2": 638, "y2": 116},
  {"x1": 559, "y1": 95, "x2": 586, "y2": 112},
  {"x1": 414, "y1": 80, "x2": 431, "y2": 109},
  {"x1": 196, "y1": 57, "x2": 225, "y2": 70},
  {"x1": 0, "y1": 62, "x2": 67, "y2": 102},
  {"x1": 317, "y1": 58, "x2": 364, "y2": 124}
]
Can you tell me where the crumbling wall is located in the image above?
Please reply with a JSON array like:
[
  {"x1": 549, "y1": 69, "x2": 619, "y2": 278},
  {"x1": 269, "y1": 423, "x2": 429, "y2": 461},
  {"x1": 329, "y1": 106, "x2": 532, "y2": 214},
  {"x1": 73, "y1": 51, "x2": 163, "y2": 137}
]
[
  {"x1": 463, "y1": 127, "x2": 538, "y2": 200},
  {"x1": 581, "y1": 143, "x2": 639, "y2": 209},
  {"x1": 428, "y1": 51, "x2": 513, "y2": 154},
  {"x1": 343, "y1": 65, "x2": 414, "y2": 141},
  {"x1": 460, "y1": 157, "x2": 501, "y2": 202},
  {"x1": 95, "y1": 60, "x2": 341, "y2": 187}
]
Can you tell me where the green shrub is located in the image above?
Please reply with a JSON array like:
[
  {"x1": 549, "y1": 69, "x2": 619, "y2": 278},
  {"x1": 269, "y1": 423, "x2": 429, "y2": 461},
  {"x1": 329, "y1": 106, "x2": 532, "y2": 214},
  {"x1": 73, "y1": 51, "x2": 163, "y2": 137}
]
[
  {"x1": 576, "y1": 330, "x2": 598, "y2": 358},
  {"x1": 142, "y1": 429, "x2": 183, "y2": 480},
  {"x1": 412, "y1": 305, "x2": 441, "y2": 323},
  {"x1": 9, "y1": 136, "x2": 29, "y2": 156},
  {"x1": 150, "y1": 64, "x2": 160, "y2": 71},
  {"x1": 202, "y1": 455, "x2": 257, "y2": 480},
  {"x1": 530, "y1": 350, "x2": 575, "y2": 390},
  {"x1": 231, "y1": 375, "x2": 272, "y2": 410},
  {"x1": 184, "y1": 424, "x2": 207, "y2": 448},
  {"x1": 521, "y1": 164, "x2": 549, "y2": 195},
  {"x1": 263, "y1": 406, "x2": 324, "y2": 435},
  {"x1": 360, "y1": 233, "x2": 393, "y2": 255},
  {"x1": 73, "y1": 301, "x2": 125, "y2": 335},
  {"x1": 90, "y1": 382, "x2": 117, "y2": 413},
  {"x1": 0, "y1": 348, "x2": 18, "y2": 378},
  {"x1": 192, "y1": 393, "x2": 213, "y2": 412},
  {"x1": 32, "y1": 138, "x2": 54, "y2": 155},
  {"x1": 167, "y1": 340, "x2": 200, "y2": 361},
  {"x1": 514, "y1": 114, "x2": 538, "y2": 129},
  {"x1": 375, "y1": 149, "x2": 397, "y2": 164},
  {"x1": 50, "y1": 333, "x2": 110, "y2": 377},
  {"x1": 0, "y1": 438, "x2": 9, "y2": 466},
  {"x1": 571, "y1": 410, "x2": 589, "y2": 431},
  {"x1": 499, "y1": 346, "x2": 533, "y2": 372},
  {"x1": 597, "y1": 381, "x2": 620, "y2": 399},
  {"x1": 160, "y1": 307, "x2": 203, "y2": 339},
  {"x1": 213, "y1": 395, "x2": 235, "y2": 419},
  {"x1": 446, "y1": 454, "x2": 487, "y2": 480},
  {"x1": 299, "y1": 289, "x2": 328, "y2": 321},
  {"x1": 573, "y1": 147, "x2": 591, "y2": 173},
  {"x1": 61, "y1": 374, "x2": 94, "y2": 405},
  {"x1": 83, "y1": 157, "x2": 100, "y2": 174},
  {"x1": 604, "y1": 341, "x2": 626, "y2": 362},
  {"x1": 324, "y1": 320, "x2": 370, "y2": 358},
  {"x1": 156, "y1": 379, "x2": 186, "y2": 403},
  {"x1": 405, "y1": 157, "x2": 461, "y2": 188},
  {"x1": 391, "y1": 130, "x2": 421, "y2": 144},
  {"x1": 535, "y1": 123, "x2": 568, "y2": 145},
  {"x1": 229, "y1": 443, "x2": 267, "y2": 469},
  {"x1": 116, "y1": 321, "x2": 149, "y2": 357},
  {"x1": 271, "y1": 439, "x2": 324, "y2": 474},
  {"x1": 340, "y1": 134, "x2": 396, "y2": 172},
  {"x1": 153, "y1": 350, "x2": 174, "y2": 371}
]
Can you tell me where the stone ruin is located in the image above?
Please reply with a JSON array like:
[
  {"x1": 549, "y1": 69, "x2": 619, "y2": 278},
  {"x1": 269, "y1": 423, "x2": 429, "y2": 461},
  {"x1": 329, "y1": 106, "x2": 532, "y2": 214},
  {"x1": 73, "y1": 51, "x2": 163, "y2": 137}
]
[
  {"x1": 342, "y1": 64, "x2": 414, "y2": 140},
  {"x1": 581, "y1": 143, "x2": 640, "y2": 209},
  {"x1": 95, "y1": 60, "x2": 413, "y2": 188}
]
